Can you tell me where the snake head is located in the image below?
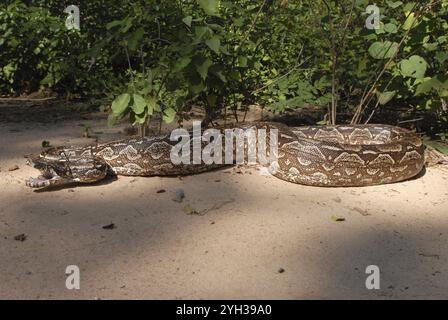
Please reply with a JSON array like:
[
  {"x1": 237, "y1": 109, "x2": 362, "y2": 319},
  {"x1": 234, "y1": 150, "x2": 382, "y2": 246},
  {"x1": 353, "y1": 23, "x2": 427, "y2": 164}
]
[{"x1": 26, "y1": 147, "x2": 108, "y2": 189}]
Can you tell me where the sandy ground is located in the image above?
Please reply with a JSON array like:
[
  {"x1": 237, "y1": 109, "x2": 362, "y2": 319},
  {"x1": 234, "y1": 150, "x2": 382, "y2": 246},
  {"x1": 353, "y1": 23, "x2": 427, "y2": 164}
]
[{"x1": 0, "y1": 104, "x2": 447, "y2": 300}]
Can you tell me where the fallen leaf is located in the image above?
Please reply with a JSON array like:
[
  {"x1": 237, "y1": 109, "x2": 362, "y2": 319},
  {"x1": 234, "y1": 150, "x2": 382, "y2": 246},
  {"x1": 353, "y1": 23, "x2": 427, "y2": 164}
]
[
  {"x1": 8, "y1": 165, "x2": 19, "y2": 171},
  {"x1": 102, "y1": 223, "x2": 116, "y2": 230},
  {"x1": 156, "y1": 189, "x2": 166, "y2": 193},
  {"x1": 183, "y1": 204, "x2": 201, "y2": 215},
  {"x1": 418, "y1": 253, "x2": 440, "y2": 259},
  {"x1": 331, "y1": 215, "x2": 346, "y2": 222},
  {"x1": 353, "y1": 207, "x2": 370, "y2": 216},
  {"x1": 14, "y1": 234, "x2": 27, "y2": 241}
]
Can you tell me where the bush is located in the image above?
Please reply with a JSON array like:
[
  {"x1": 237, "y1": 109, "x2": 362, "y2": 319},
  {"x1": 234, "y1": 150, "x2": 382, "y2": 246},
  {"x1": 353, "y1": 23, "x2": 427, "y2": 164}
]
[{"x1": 0, "y1": 0, "x2": 447, "y2": 137}]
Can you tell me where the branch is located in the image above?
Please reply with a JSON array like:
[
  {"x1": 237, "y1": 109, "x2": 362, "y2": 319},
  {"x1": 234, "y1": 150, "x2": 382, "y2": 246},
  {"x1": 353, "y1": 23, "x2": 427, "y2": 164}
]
[{"x1": 351, "y1": 0, "x2": 426, "y2": 124}]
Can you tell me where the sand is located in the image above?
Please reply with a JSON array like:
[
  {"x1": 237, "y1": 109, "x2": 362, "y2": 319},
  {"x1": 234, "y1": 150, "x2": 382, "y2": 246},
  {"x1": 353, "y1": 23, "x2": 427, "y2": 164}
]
[{"x1": 0, "y1": 104, "x2": 447, "y2": 299}]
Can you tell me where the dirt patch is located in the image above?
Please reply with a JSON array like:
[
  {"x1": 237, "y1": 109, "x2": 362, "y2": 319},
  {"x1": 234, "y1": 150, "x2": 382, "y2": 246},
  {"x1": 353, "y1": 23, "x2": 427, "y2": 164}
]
[{"x1": 0, "y1": 106, "x2": 447, "y2": 299}]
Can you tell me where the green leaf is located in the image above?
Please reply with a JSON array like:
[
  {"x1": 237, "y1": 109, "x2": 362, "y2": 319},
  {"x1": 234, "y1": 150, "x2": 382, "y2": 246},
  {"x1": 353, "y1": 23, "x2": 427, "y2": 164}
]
[
  {"x1": 189, "y1": 82, "x2": 206, "y2": 94},
  {"x1": 194, "y1": 26, "x2": 209, "y2": 40},
  {"x1": 403, "y1": 12, "x2": 418, "y2": 30},
  {"x1": 423, "y1": 43, "x2": 438, "y2": 51},
  {"x1": 205, "y1": 36, "x2": 220, "y2": 54},
  {"x1": 173, "y1": 56, "x2": 191, "y2": 72},
  {"x1": 133, "y1": 112, "x2": 147, "y2": 125},
  {"x1": 127, "y1": 28, "x2": 145, "y2": 51},
  {"x1": 212, "y1": 70, "x2": 227, "y2": 83},
  {"x1": 111, "y1": 93, "x2": 131, "y2": 115},
  {"x1": 146, "y1": 96, "x2": 157, "y2": 115},
  {"x1": 238, "y1": 56, "x2": 248, "y2": 67},
  {"x1": 197, "y1": 58, "x2": 213, "y2": 80},
  {"x1": 384, "y1": 23, "x2": 398, "y2": 33},
  {"x1": 424, "y1": 140, "x2": 448, "y2": 155},
  {"x1": 163, "y1": 107, "x2": 177, "y2": 123},
  {"x1": 355, "y1": 0, "x2": 369, "y2": 7},
  {"x1": 377, "y1": 91, "x2": 396, "y2": 105},
  {"x1": 368, "y1": 41, "x2": 399, "y2": 59},
  {"x1": 375, "y1": 22, "x2": 386, "y2": 35},
  {"x1": 132, "y1": 94, "x2": 147, "y2": 114},
  {"x1": 437, "y1": 36, "x2": 447, "y2": 44},
  {"x1": 107, "y1": 114, "x2": 117, "y2": 128},
  {"x1": 233, "y1": 17, "x2": 244, "y2": 27},
  {"x1": 386, "y1": 1, "x2": 403, "y2": 8},
  {"x1": 206, "y1": 95, "x2": 218, "y2": 107},
  {"x1": 121, "y1": 17, "x2": 133, "y2": 33},
  {"x1": 400, "y1": 55, "x2": 427, "y2": 79},
  {"x1": 435, "y1": 52, "x2": 448, "y2": 64},
  {"x1": 106, "y1": 20, "x2": 122, "y2": 30},
  {"x1": 198, "y1": 0, "x2": 220, "y2": 16},
  {"x1": 182, "y1": 16, "x2": 193, "y2": 27},
  {"x1": 414, "y1": 77, "x2": 445, "y2": 96}
]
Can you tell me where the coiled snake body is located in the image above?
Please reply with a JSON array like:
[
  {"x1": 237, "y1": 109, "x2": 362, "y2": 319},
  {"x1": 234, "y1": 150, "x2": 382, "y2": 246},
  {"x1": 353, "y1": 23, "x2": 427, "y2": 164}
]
[{"x1": 26, "y1": 123, "x2": 425, "y2": 189}]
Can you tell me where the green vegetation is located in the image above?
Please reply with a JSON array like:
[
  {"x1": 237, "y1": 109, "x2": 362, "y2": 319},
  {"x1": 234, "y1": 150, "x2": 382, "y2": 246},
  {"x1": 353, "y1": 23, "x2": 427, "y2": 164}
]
[{"x1": 0, "y1": 0, "x2": 447, "y2": 138}]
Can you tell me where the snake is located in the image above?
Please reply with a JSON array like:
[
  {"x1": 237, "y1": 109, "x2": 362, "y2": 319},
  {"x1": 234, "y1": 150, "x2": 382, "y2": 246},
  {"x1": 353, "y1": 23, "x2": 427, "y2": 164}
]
[{"x1": 25, "y1": 123, "x2": 425, "y2": 189}]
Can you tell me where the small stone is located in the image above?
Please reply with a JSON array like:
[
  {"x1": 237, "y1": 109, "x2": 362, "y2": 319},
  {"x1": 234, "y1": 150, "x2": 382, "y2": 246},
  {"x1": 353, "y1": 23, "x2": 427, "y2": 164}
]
[
  {"x1": 173, "y1": 188, "x2": 185, "y2": 202},
  {"x1": 278, "y1": 268, "x2": 285, "y2": 274},
  {"x1": 8, "y1": 165, "x2": 19, "y2": 171},
  {"x1": 156, "y1": 189, "x2": 166, "y2": 194}
]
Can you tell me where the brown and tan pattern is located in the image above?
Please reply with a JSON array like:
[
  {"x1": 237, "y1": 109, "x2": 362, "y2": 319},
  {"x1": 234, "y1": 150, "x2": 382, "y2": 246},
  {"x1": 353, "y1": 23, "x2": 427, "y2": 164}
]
[
  {"x1": 25, "y1": 123, "x2": 425, "y2": 189},
  {"x1": 274, "y1": 124, "x2": 425, "y2": 187}
]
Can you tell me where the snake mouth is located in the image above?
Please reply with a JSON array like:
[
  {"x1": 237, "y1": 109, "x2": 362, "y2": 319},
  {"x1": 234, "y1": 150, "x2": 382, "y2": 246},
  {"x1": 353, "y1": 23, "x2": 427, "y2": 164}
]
[{"x1": 26, "y1": 171, "x2": 62, "y2": 189}]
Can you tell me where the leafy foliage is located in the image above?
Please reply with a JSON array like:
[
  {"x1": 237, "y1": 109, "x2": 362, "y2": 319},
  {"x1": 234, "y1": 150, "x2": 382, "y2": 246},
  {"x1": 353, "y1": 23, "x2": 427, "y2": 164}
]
[{"x1": 0, "y1": 0, "x2": 447, "y2": 137}]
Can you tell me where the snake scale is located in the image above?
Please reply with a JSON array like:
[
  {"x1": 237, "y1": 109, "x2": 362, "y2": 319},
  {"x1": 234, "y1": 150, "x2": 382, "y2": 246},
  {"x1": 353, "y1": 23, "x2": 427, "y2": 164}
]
[{"x1": 26, "y1": 123, "x2": 425, "y2": 189}]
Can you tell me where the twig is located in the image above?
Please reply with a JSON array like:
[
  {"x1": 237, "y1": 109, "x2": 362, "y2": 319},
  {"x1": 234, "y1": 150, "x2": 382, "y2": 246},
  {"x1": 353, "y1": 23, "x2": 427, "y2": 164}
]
[
  {"x1": 351, "y1": 0, "x2": 425, "y2": 124},
  {"x1": 397, "y1": 118, "x2": 424, "y2": 124},
  {"x1": 364, "y1": 75, "x2": 397, "y2": 123},
  {"x1": 238, "y1": 0, "x2": 268, "y2": 49},
  {"x1": 251, "y1": 48, "x2": 307, "y2": 95},
  {"x1": 0, "y1": 97, "x2": 56, "y2": 102},
  {"x1": 321, "y1": 0, "x2": 338, "y2": 125}
]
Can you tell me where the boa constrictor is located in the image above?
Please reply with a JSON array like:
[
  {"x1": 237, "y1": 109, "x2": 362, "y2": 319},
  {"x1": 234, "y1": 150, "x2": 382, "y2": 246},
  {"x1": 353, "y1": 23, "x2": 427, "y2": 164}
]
[{"x1": 26, "y1": 123, "x2": 425, "y2": 189}]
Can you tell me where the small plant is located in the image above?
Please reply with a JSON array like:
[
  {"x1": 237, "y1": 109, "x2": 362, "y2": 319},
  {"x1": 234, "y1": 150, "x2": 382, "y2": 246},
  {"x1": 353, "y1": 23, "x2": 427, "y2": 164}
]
[
  {"x1": 41, "y1": 140, "x2": 51, "y2": 148},
  {"x1": 82, "y1": 125, "x2": 92, "y2": 138}
]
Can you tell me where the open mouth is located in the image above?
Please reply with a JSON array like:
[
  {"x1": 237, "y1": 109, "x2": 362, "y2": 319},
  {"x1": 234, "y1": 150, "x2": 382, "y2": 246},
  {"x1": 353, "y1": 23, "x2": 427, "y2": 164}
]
[{"x1": 26, "y1": 171, "x2": 58, "y2": 188}]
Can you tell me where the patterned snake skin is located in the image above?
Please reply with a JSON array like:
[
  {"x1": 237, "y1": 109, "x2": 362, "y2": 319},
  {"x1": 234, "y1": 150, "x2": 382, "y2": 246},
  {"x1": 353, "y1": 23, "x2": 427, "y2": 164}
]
[{"x1": 26, "y1": 123, "x2": 425, "y2": 189}]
